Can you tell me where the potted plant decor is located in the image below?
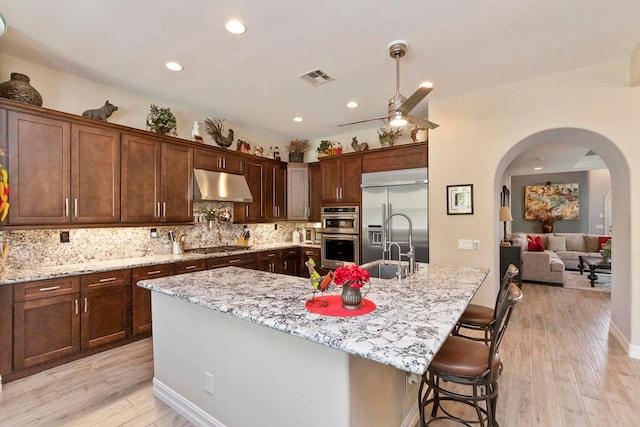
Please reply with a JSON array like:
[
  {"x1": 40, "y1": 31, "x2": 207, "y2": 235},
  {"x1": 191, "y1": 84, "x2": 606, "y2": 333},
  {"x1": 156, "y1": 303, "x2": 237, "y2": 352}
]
[
  {"x1": 287, "y1": 139, "x2": 310, "y2": 162},
  {"x1": 147, "y1": 104, "x2": 177, "y2": 136},
  {"x1": 377, "y1": 127, "x2": 403, "y2": 147}
]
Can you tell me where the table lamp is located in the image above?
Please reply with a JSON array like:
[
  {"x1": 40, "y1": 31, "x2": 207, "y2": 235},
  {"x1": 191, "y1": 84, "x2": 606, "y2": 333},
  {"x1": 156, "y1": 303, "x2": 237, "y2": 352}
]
[{"x1": 499, "y1": 206, "x2": 513, "y2": 242}]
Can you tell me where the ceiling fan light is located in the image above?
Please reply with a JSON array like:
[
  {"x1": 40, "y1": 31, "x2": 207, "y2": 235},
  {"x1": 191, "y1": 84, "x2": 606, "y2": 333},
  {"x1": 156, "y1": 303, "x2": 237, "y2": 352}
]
[{"x1": 389, "y1": 113, "x2": 407, "y2": 127}]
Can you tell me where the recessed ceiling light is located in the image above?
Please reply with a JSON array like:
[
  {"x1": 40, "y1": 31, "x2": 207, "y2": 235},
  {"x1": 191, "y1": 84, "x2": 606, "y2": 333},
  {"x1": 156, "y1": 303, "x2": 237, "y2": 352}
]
[
  {"x1": 225, "y1": 19, "x2": 246, "y2": 34},
  {"x1": 165, "y1": 61, "x2": 183, "y2": 71},
  {"x1": 420, "y1": 81, "x2": 434, "y2": 88},
  {"x1": 293, "y1": 116, "x2": 303, "y2": 122},
  {"x1": 534, "y1": 167, "x2": 543, "y2": 170},
  {"x1": 347, "y1": 101, "x2": 358, "y2": 108}
]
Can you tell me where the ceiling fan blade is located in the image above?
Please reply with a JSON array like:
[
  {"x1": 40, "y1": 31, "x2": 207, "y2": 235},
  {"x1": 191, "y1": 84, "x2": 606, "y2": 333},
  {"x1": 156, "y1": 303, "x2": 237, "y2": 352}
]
[
  {"x1": 397, "y1": 86, "x2": 433, "y2": 114},
  {"x1": 338, "y1": 116, "x2": 388, "y2": 127},
  {"x1": 407, "y1": 114, "x2": 439, "y2": 129}
]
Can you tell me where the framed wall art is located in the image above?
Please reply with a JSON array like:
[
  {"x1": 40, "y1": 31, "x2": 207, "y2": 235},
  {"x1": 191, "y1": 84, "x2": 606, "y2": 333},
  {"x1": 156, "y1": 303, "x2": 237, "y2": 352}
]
[{"x1": 447, "y1": 184, "x2": 474, "y2": 215}]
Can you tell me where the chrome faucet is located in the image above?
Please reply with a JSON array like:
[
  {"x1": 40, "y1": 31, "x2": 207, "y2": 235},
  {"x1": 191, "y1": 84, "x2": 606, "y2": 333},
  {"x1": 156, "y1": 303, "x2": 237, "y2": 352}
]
[
  {"x1": 383, "y1": 213, "x2": 416, "y2": 275},
  {"x1": 387, "y1": 241, "x2": 404, "y2": 282}
]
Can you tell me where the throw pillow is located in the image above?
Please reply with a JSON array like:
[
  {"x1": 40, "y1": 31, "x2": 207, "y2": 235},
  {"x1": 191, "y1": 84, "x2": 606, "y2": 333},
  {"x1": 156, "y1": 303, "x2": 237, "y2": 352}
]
[
  {"x1": 547, "y1": 236, "x2": 566, "y2": 252},
  {"x1": 598, "y1": 236, "x2": 611, "y2": 251},
  {"x1": 527, "y1": 235, "x2": 545, "y2": 252}
]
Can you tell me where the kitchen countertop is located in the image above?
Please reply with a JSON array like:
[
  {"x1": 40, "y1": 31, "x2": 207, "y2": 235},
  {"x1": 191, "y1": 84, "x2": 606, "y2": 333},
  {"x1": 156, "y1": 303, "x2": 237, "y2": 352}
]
[
  {"x1": 0, "y1": 242, "x2": 320, "y2": 285},
  {"x1": 138, "y1": 262, "x2": 489, "y2": 375}
]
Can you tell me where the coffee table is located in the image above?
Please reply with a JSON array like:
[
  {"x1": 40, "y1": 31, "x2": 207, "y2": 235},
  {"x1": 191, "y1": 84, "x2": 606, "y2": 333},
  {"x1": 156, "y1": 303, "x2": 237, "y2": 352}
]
[{"x1": 578, "y1": 256, "x2": 611, "y2": 287}]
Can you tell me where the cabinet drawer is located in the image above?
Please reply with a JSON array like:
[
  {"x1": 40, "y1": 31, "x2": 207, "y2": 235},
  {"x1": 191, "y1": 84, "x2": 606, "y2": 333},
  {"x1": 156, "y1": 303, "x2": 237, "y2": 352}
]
[
  {"x1": 81, "y1": 269, "x2": 131, "y2": 291},
  {"x1": 257, "y1": 250, "x2": 281, "y2": 261},
  {"x1": 131, "y1": 263, "x2": 173, "y2": 282},
  {"x1": 207, "y1": 253, "x2": 257, "y2": 269},
  {"x1": 173, "y1": 259, "x2": 207, "y2": 275},
  {"x1": 14, "y1": 276, "x2": 80, "y2": 302},
  {"x1": 282, "y1": 248, "x2": 299, "y2": 259}
]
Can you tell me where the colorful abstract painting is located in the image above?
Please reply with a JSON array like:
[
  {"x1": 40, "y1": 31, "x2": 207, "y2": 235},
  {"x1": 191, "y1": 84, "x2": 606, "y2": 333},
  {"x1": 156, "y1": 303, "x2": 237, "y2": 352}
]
[{"x1": 524, "y1": 183, "x2": 579, "y2": 221}]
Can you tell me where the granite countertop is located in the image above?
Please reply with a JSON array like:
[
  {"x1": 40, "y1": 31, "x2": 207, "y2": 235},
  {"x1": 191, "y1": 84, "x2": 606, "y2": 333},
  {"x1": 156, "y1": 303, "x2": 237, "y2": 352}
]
[
  {"x1": 138, "y1": 262, "x2": 489, "y2": 375},
  {"x1": 0, "y1": 242, "x2": 319, "y2": 285}
]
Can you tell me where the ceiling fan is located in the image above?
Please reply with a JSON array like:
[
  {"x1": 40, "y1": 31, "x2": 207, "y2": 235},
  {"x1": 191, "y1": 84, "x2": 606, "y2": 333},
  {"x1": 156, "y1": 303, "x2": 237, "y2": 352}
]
[{"x1": 339, "y1": 40, "x2": 439, "y2": 130}]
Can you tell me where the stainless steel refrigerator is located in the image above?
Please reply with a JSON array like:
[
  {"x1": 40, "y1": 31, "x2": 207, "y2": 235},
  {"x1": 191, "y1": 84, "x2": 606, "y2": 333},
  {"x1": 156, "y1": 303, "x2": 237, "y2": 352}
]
[{"x1": 361, "y1": 168, "x2": 428, "y2": 264}]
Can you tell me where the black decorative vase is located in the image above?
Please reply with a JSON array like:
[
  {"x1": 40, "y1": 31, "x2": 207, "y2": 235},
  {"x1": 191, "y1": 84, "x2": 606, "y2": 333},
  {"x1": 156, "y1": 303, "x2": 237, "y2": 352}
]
[{"x1": 0, "y1": 73, "x2": 43, "y2": 106}]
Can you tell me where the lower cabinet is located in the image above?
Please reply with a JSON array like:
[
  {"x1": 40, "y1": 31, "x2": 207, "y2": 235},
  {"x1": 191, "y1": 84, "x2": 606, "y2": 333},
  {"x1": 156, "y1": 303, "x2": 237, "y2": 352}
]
[
  {"x1": 13, "y1": 277, "x2": 81, "y2": 369},
  {"x1": 131, "y1": 264, "x2": 173, "y2": 336},
  {"x1": 281, "y1": 248, "x2": 299, "y2": 276},
  {"x1": 173, "y1": 259, "x2": 207, "y2": 275},
  {"x1": 12, "y1": 271, "x2": 132, "y2": 372},
  {"x1": 79, "y1": 270, "x2": 132, "y2": 350},
  {"x1": 207, "y1": 253, "x2": 258, "y2": 270},
  {"x1": 257, "y1": 249, "x2": 282, "y2": 273},
  {"x1": 299, "y1": 247, "x2": 331, "y2": 278}
]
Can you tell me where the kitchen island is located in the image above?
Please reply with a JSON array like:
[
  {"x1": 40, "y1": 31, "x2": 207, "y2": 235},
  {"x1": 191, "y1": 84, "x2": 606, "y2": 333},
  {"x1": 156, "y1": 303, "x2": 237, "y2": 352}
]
[{"x1": 139, "y1": 262, "x2": 488, "y2": 427}]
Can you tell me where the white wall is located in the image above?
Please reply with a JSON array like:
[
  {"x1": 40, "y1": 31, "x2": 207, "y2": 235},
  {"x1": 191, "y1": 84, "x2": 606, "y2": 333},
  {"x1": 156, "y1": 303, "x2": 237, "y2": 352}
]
[
  {"x1": 0, "y1": 53, "x2": 284, "y2": 151},
  {"x1": 429, "y1": 59, "x2": 639, "y2": 351}
]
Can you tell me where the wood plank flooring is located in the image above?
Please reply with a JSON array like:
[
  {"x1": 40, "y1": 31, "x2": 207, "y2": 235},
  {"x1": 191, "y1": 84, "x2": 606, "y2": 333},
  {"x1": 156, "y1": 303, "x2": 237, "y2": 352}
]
[{"x1": 1, "y1": 283, "x2": 639, "y2": 426}]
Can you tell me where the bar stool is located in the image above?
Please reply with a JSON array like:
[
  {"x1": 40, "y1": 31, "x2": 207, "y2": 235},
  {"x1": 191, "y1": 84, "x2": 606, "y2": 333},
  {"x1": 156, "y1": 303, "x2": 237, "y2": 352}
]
[
  {"x1": 451, "y1": 264, "x2": 519, "y2": 344},
  {"x1": 418, "y1": 282, "x2": 523, "y2": 426}
]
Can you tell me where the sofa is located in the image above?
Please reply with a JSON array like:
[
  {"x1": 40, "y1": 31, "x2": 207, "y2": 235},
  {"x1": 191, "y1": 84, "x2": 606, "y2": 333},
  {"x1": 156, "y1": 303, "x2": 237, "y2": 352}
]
[{"x1": 509, "y1": 232, "x2": 609, "y2": 285}]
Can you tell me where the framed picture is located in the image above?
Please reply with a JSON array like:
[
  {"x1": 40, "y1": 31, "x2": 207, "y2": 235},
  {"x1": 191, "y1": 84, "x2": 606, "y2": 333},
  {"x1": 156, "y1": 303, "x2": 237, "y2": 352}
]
[{"x1": 447, "y1": 184, "x2": 474, "y2": 215}]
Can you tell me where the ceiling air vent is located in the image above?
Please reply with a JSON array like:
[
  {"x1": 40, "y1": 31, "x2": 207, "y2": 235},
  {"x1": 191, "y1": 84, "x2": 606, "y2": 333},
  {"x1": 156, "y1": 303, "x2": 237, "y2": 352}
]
[{"x1": 299, "y1": 68, "x2": 335, "y2": 86}]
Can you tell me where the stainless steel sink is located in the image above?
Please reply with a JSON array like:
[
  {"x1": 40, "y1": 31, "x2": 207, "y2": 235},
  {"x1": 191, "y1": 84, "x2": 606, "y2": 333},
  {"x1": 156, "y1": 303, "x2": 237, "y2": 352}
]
[{"x1": 366, "y1": 263, "x2": 407, "y2": 280}]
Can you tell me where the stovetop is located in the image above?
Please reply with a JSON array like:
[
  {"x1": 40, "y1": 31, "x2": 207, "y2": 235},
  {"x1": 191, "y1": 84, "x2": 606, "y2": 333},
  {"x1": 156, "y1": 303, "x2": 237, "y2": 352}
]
[{"x1": 186, "y1": 245, "x2": 252, "y2": 255}]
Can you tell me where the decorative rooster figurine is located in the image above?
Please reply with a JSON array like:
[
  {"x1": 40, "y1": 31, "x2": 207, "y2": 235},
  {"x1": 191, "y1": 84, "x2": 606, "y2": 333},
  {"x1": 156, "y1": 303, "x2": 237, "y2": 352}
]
[
  {"x1": 305, "y1": 258, "x2": 332, "y2": 307},
  {"x1": 204, "y1": 118, "x2": 234, "y2": 148}
]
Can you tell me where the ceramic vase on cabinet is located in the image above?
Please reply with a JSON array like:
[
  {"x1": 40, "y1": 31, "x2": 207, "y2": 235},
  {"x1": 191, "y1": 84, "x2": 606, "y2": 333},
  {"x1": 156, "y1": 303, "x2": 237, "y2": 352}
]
[{"x1": 0, "y1": 73, "x2": 43, "y2": 106}]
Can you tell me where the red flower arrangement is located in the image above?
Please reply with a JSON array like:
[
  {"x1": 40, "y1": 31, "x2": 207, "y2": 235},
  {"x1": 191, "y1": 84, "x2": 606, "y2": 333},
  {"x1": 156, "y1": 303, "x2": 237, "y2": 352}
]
[{"x1": 333, "y1": 265, "x2": 370, "y2": 289}]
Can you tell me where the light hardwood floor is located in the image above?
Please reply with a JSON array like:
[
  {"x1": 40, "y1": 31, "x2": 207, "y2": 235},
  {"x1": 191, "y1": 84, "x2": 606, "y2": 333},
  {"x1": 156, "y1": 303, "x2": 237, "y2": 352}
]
[{"x1": 1, "y1": 283, "x2": 639, "y2": 426}]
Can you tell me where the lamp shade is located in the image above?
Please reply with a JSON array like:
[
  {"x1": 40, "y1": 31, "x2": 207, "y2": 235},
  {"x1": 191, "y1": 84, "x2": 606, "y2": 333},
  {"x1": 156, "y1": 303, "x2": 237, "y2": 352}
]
[{"x1": 499, "y1": 206, "x2": 513, "y2": 222}]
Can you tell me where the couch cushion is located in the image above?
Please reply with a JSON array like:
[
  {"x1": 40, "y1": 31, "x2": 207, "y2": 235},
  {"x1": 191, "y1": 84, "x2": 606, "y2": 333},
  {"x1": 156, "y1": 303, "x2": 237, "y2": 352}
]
[
  {"x1": 511, "y1": 233, "x2": 528, "y2": 251},
  {"x1": 547, "y1": 236, "x2": 566, "y2": 252},
  {"x1": 555, "y1": 233, "x2": 586, "y2": 252},
  {"x1": 527, "y1": 235, "x2": 545, "y2": 251},
  {"x1": 584, "y1": 235, "x2": 599, "y2": 252}
]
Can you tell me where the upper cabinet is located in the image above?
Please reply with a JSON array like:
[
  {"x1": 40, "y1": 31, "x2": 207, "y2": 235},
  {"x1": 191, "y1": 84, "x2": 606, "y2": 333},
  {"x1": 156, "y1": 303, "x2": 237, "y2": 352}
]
[
  {"x1": 265, "y1": 160, "x2": 286, "y2": 220},
  {"x1": 320, "y1": 155, "x2": 362, "y2": 205},
  {"x1": 234, "y1": 158, "x2": 265, "y2": 222},
  {"x1": 361, "y1": 143, "x2": 428, "y2": 173},
  {"x1": 194, "y1": 147, "x2": 245, "y2": 175},
  {"x1": 308, "y1": 162, "x2": 322, "y2": 222},
  {"x1": 6, "y1": 110, "x2": 120, "y2": 225},
  {"x1": 287, "y1": 163, "x2": 309, "y2": 221},
  {"x1": 121, "y1": 133, "x2": 193, "y2": 223}
]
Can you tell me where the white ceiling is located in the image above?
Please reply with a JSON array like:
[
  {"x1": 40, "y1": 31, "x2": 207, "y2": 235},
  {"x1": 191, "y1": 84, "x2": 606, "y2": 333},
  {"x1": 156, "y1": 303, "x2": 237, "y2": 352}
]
[{"x1": 1, "y1": 1, "x2": 639, "y2": 162}]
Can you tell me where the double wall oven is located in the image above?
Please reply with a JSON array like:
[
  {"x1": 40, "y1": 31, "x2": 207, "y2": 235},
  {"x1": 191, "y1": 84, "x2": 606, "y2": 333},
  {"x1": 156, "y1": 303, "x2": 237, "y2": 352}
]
[{"x1": 320, "y1": 206, "x2": 359, "y2": 269}]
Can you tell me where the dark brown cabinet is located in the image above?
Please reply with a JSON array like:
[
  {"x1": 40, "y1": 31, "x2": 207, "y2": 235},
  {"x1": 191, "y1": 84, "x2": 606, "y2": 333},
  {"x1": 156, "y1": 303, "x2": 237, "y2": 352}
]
[
  {"x1": 194, "y1": 147, "x2": 245, "y2": 175},
  {"x1": 13, "y1": 276, "x2": 81, "y2": 369},
  {"x1": 173, "y1": 259, "x2": 207, "y2": 275},
  {"x1": 6, "y1": 112, "x2": 120, "y2": 225},
  {"x1": 257, "y1": 249, "x2": 282, "y2": 273},
  {"x1": 234, "y1": 158, "x2": 265, "y2": 222},
  {"x1": 79, "y1": 270, "x2": 131, "y2": 349},
  {"x1": 265, "y1": 160, "x2": 286, "y2": 220},
  {"x1": 121, "y1": 133, "x2": 193, "y2": 223},
  {"x1": 299, "y1": 247, "x2": 330, "y2": 278},
  {"x1": 500, "y1": 245, "x2": 522, "y2": 287},
  {"x1": 207, "y1": 252, "x2": 258, "y2": 270},
  {"x1": 361, "y1": 143, "x2": 428, "y2": 173},
  {"x1": 131, "y1": 264, "x2": 173, "y2": 336},
  {"x1": 321, "y1": 155, "x2": 362, "y2": 204},
  {"x1": 281, "y1": 247, "x2": 299, "y2": 276}
]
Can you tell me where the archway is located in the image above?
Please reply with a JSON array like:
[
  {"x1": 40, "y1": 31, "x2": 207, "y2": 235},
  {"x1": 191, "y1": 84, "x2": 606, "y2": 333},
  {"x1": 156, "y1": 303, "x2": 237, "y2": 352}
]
[{"x1": 494, "y1": 127, "x2": 632, "y2": 347}]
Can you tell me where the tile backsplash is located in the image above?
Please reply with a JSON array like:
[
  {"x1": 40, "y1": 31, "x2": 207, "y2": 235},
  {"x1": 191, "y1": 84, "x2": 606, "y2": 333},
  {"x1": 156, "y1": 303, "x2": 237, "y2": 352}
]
[{"x1": 1, "y1": 202, "x2": 315, "y2": 271}]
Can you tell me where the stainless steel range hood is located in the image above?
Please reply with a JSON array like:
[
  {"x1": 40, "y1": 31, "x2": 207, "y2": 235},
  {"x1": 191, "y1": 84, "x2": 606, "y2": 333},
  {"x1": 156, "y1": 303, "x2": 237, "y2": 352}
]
[{"x1": 193, "y1": 168, "x2": 253, "y2": 202}]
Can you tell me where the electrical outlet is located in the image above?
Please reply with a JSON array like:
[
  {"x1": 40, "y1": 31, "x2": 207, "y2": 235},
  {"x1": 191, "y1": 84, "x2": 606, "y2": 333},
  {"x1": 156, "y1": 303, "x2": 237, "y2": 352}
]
[
  {"x1": 473, "y1": 240, "x2": 481, "y2": 250},
  {"x1": 60, "y1": 231, "x2": 70, "y2": 243},
  {"x1": 204, "y1": 371, "x2": 213, "y2": 395},
  {"x1": 457, "y1": 239, "x2": 473, "y2": 250},
  {"x1": 150, "y1": 228, "x2": 158, "y2": 238}
]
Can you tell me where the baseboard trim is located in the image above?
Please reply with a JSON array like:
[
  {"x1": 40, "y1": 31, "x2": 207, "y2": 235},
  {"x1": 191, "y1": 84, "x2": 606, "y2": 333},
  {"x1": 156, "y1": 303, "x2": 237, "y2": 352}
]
[
  {"x1": 153, "y1": 377, "x2": 225, "y2": 427},
  {"x1": 608, "y1": 320, "x2": 640, "y2": 359},
  {"x1": 401, "y1": 401, "x2": 419, "y2": 427}
]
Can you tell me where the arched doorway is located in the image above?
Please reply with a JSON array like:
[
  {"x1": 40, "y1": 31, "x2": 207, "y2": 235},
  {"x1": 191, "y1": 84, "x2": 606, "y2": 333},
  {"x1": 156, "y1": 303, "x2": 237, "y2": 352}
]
[{"x1": 494, "y1": 127, "x2": 632, "y2": 348}]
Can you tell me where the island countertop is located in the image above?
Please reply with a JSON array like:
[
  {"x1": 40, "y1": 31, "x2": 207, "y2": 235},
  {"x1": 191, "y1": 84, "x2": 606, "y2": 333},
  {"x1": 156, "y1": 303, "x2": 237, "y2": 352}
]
[{"x1": 138, "y1": 262, "x2": 489, "y2": 375}]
